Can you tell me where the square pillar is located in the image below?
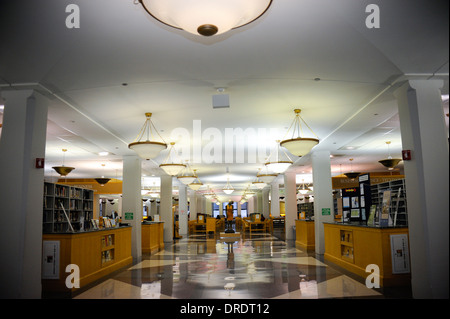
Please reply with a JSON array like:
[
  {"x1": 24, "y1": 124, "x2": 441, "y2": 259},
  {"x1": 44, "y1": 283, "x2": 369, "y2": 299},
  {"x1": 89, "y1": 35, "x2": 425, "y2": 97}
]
[
  {"x1": 312, "y1": 150, "x2": 334, "y2": 255},
  {"x1": 394, "y1": 79, "x2": 449, "y2": 299},
  {"x1": 284, "y1": 171, "x2": 297, "y2": 240},
  {"x1": 122, "y1": 155, "x2": 142, "y2": 262},
  {"x1": 160, "y1": 175, "x2": 173, "y2": 243},
  {"x1": 0, "y1": 90, "x2": 48, "y2": 298}
]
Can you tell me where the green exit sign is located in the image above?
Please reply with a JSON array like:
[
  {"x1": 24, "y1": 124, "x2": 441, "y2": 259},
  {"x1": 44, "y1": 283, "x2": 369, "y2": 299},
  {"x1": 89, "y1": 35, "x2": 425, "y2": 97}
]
[
  {"x1": 124, "y1": 212, "x2": 133, "y2": 220},
  {"x1": 322, "y1": 208, "x2": 331, "y2": 216}
]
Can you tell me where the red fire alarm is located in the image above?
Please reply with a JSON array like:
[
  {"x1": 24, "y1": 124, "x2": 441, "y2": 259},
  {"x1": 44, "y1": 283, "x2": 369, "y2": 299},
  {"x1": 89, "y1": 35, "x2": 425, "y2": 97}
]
[
  {"x1": 402, "y1": 150, "x2": 412, "y2": 161},
  {"x1": 35, "y1": 158, "x2": 45, "y2": 169}
]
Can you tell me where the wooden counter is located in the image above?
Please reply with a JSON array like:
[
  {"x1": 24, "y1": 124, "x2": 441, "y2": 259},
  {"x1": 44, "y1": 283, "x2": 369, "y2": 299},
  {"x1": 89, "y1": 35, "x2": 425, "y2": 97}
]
[
  {"x1": 42, "y1": 226, "x2": 132, "y2": 296},
  {"x1": 141, "y1": 222, "x2": 164, "y2": 254},
  {"x1": 324, "y1": 223, "x2": 410, "y2": 287},
  {"x1": 295, "y1": 220, "x2": 315, "y2": 250}
]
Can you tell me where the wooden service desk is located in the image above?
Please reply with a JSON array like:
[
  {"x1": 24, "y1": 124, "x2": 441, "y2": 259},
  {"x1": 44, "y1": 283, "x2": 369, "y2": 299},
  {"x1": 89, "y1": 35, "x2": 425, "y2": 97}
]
[
  {"x1": 141, "y1": 221, "x2": 164, "y2": 254},
  {"x1": 295, "y1": 219, "x2": 315, "y2": 250},
  {"x1": 324, "y1": 222, "x2": 410, "y2": 287},
  {"x1": 42, "y1": 226, "x2": 132, "y2": 297}
]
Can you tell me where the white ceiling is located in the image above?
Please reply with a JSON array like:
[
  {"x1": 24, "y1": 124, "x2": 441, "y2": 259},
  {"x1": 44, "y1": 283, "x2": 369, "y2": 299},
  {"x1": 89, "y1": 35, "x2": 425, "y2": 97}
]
[{"x1": 0, "y1": 0, "x2": 448, "y2": 199}]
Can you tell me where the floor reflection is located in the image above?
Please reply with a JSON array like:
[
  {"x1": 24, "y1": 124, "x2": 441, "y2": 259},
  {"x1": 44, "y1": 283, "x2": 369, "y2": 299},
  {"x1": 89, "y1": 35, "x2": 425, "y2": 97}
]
[{"x1": 75, "y1": 232, "x2": 384, "y2": 299}]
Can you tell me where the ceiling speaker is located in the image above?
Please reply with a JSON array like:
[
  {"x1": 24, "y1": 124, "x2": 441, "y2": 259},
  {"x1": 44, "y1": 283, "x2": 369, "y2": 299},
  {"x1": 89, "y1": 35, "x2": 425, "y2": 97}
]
[{"x1": 212, "y1": 94, "x2": 230, "y2": 109}]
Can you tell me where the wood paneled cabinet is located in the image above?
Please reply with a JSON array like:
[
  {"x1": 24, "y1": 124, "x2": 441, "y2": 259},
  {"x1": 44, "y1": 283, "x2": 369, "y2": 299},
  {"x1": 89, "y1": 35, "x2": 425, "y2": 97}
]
[
  {"x1": 42, "y1": 227, "x2": 132, "y2": 297},
  {"x1": 141, "y1": 222, "x2": 164, "y2": 254},
  {"x1": 324, "y1": 223, "x2": 410, "y2": 287}
]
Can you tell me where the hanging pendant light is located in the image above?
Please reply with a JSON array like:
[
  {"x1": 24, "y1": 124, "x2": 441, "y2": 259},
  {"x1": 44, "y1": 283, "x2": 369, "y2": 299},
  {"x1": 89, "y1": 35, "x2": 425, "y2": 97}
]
[
  {"x1": 265, "y1": 140, "x2": 293, "y2": 174},
  {"x1": 256, "y1": 166, "x2": 278, "y2": 184},
  {"x1": 177, "y1": 161, "x2": 196, "y2": 185},
  {"x1": 128, "y1": 112, "x2": 167, "y2": 160},
  {"x1": 159, "y1": 142, "x2": 186, "y2": 176},
  {"x1": 95, "y1": 163, "x2": 111, "y2": 186},
  {"x1": 344, "y1": 158, "x2": 361, "y2": 179},
  {"x1": 280, "y1": 109, "x2": 319, "y2": 157},
  {"x1": 252, "y1": 168, "x2": 267, "y2": 189},
  {"x1": 222, "y1": 167, "x2": 234, "y2": 195},
  {"x1": 298, "y1": 179, "x2": 311, "y2": 195},
  {"x1": 189, "y1": 169, "x2": 203, "y2": 191},
  {"x1": 378, "y1": 141, "x2": 402, "y2": 170},
  {"x1": 138, "y1": 0, "x2": 272, "y2": 37},
  {"x1": 203, "y1": 185, "x2": 216, "y2": 199},
  {"x1": 52, "y1": 149, "x2": 75, "y2": 176}
]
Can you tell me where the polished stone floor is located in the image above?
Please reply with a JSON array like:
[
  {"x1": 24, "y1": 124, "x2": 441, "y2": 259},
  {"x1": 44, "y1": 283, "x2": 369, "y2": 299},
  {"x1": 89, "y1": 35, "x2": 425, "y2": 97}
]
[{"x1": 74, "y1": 230, "x2": 411, "y2": 300}]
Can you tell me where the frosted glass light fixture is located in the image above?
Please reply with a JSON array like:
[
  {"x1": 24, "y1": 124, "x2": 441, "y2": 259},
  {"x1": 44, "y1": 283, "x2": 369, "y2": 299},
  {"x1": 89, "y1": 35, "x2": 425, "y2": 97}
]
[
  {"x1": 257, "y1": 166, "x2": 277, "y2": 184},
  {"x1": 177, "y1": 161, "x2": 196, "y2": 185},
  {"x1": 159, "y1": 142, "x2": 186, "y2": 176},
  {"x1": 128, "y1": 113, "x2": 167, "y2": 160},
  {"x1": 138, "y1": 0, "x2": 272, "y2": 37},
  {"x1": 189, "y1": 169, "x2": 203, "y2": 191},
  {"x1": 265, "y1": 140, "x2": 293, "y2": 174},
  {"x1": 222, "y1": 167, "x2": 234, "y2": 195},
  {"x1": 280, "y1": 109, "x2": 319, "y2": 157}
]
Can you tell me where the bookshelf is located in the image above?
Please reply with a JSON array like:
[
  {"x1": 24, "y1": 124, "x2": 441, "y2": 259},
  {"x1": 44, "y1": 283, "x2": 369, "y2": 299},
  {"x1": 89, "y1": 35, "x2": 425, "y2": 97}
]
[
  {"x1": 340, "y1": 229, "x2": 354, "y2": 263},
  {"x1": 370, "y1": 178, "x2": 408, "y2": 226},
  {"x1": 101, "y1": 234, "x2": 115, "y2": 265},
  {"x1": 43, "y1": 182, "x2": 95, "y2": 233},
  {"x1": 297, "y1": 202, "x2": 314, "y2": 220}
]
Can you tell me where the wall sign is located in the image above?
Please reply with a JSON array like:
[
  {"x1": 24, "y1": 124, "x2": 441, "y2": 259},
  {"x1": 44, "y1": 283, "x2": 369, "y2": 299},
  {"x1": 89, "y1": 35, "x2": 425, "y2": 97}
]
[
  {"x1": 390, "y1": 234, "x2": 410, "y2": 274},
  {"x1": 322, "y1": 208, "x2": 331, "y2": 216},
  {"x1": 42, "y1": 241, "x2": 60, "y2": 279},
  {"x1": 124, "y1": 212, "x2": 134, "y2": 220}
]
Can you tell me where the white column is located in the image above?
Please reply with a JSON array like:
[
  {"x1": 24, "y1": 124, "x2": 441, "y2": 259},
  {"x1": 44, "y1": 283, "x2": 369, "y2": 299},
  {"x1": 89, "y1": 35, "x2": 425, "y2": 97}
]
[
  {"x1": 219, "y1": 201, "x2": 224, "y2": 217},
  {"x1": 160, "y1": 175, "x2": 173, "y2": 243},
  {"x1": 150, "y1": 199, "x2": 157, "y2": 218},
  {"x1": 247, "y1": 196, "x2": 254, "y2": 215},
  {"x1": 117, "y1": 196, "x2": 123, "y2": 217},
  {"x1": 178, "y1": 183, "x2": 188, "y2": 236},
  {"x1": 189, "y1": 189, "x2": 197, "y2": 220},
  {"x1": 256, "y1": 191, "x2": 263, "y2": 212},
  {"x1": 270, "y1": 181, "x2": 280, "y2": 217},
  {"x1": 394, "y1": 79, "x2": 449, "y2": 299},
  {"x1": 311, "y1": 150, "x2": 334, "y2": 255},
  {"x1": 205, "y1": 198, "x2": 212, "y2": 216},
  {"x1": 284, "y1": 171, "x2": 297, "y2": 240},
  {"x1": 122, "y1": 156, "x2": 142, "y2": 262},
  {"x1": 237, "y1": 201, "x2": 242, "y2": 217},
  {"x1": 0, "y1": 90, "x2": 48, "y2": 298},
  {"x1": 262, "y1": 187, "x2": 270, "y2": 218},
  {"x1": 201, "y1": 196, "x2": 206, "y2": 214}
]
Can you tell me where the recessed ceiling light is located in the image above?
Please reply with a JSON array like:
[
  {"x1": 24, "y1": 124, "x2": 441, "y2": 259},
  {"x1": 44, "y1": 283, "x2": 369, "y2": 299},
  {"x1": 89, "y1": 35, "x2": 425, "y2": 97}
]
[{"x1": 99, "y1": 151, "x2": 109, "y2": 156}]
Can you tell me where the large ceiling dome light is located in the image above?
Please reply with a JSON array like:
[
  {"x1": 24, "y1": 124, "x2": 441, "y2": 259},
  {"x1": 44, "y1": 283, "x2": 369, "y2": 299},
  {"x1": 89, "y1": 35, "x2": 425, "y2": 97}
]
[{"x1": 138, "y1": 0, "x2": 273, "y2": 37}]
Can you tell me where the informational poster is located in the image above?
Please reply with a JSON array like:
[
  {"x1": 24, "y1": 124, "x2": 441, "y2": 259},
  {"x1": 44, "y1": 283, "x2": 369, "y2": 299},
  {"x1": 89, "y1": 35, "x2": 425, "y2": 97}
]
[
  {"x1": 42, "y1": 240, "x2": 60, "y2": 279},
  {"x1": 380, "y1": 190, "x2": 391, "y2": 226},
  {"x1": 390, "y1": 234, "x2": 410, "y2": 274}
]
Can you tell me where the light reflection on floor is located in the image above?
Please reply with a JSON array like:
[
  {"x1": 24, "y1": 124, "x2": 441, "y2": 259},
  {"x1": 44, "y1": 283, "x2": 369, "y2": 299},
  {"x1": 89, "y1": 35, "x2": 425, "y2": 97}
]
[{"x1": 75, "y1": 233, "x2": 383, "y2": 299}]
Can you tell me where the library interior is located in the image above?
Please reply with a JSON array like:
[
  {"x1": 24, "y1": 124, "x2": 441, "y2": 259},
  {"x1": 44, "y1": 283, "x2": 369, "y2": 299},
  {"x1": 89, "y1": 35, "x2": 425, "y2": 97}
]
[{"x1": 0, "y1": 0, "x2": 448, "y2": 301}]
